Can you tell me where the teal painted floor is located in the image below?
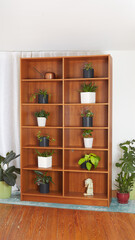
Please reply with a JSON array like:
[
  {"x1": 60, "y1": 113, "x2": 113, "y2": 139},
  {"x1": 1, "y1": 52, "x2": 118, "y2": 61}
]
[{"x1": 0, "y1": 191, "x2": 135, "y2": 214}]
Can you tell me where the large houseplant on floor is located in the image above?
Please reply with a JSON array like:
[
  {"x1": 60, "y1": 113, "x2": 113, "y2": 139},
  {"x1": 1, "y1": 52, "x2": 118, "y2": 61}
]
[
  {"x1": 115, "y1": 140, "x2": 135, "y2": 204},
  {"x1": 0, "y1": 151, "x2": 20, "y2": 198}
]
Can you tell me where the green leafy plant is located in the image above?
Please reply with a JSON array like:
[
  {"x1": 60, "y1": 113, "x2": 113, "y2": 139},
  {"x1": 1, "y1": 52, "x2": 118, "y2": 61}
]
[
  {"x1": 83, "y1": 62, "x2": 93, "y2": 70},
  {"x1": 115, "y1": 140, "x2": 135, "y2": 193},
  {"x1": 30, "y1": 89, "x2": 50, "y2": 102},
  {"x1": 34, "y1": 171, "x2": 54, "y2": 184},
  {"x1": 34, "y1": 110, "x2": 50, "y2": 119},
  {"x1": 80, "y1": 82, "x2": 97, "y2": 92},
  {"x1": 35, "y1": 149, "x2": 54, "y2": 157},
  {"x1": 82, "y1": 129, "x2": 93, "y2": 138},
  {"x1": 0, "y1": 151, "x2": 20, "y2": 186},
  {"x1": 37, "y1": 131, "x2": 55, "y2": 143},
  {"x1": 81, "y1": 109, "x2": 93, "y2": 117},
  {"x1": 78, "y1": 153, "x2": 100, "y2": 171}
]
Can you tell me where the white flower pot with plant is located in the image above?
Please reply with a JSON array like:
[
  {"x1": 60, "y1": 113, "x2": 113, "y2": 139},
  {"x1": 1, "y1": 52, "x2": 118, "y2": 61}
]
[
  {"x1": 80, "y1": 82, "x2": 97, "y2": 104},
  {"x1": 34, "y1": 110, "x2": 50, "y2": 127},
  {"x1": 83, "y1": 129, "x2": 93, "y2": 148},
  {"x1": 35, "y1": 149, "x2": 54, "y2": 168}
]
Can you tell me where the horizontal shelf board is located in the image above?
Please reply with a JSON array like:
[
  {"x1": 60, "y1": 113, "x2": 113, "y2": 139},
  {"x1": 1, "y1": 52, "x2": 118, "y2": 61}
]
[
  {"x1": 22, "y1": 146, "x2": 63, "y2": 150},
  {"x1": 22, "y1": 103, "x2": 63, "y2": 106},
  {"x1": 22, "y1": 190, "x2": 62, "y2": 198},
  {"x1": 64, "y1": 192, "x2": 107, "y2": 200},
  {"x1": 64, "y1": 167, "x2": 108, "y2": 173},
  {"x1": 23, "y1": 165, "x2": 62, "y2": 171},
  {"x1": 21, "y1": 126, "x2": 63, "y2": 129},
  {"x1": 64, "y1": 127, "x2": 108, "y2": 129},
  {"x1": 22, "y1": 79, "x2": 63, "y2": 82},
  {"x1": 64, "y1": 103, "x2": 108, "y2": 106},
  {"x1": 64, "y1": 78, "x2": 108, "y2": 81},
  {"x1": 64, "y1": 147, "x2": 108, "y2": 151}
]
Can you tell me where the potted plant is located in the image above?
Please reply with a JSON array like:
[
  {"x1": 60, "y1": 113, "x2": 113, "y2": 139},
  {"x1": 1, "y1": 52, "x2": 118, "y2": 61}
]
[
  {"x1": 34, "y1": 110, "x2": 50, "y2": 127},
  {"x1": 30, "y1": 89, "x2": 51, "y2": 104},
  {"x1": 83, "y1": 129, "x2": 93, "y2": 148},
  {"x1": 83, "y1": 62, "x2": 94, "y2": 78},
  {"x1": 80, "y1": 82, "x2": 97, "y2": 104},
  {"x1": 78, "y1": 153, "x2": 100, "y2": 170},
  {"x1": 115, "y1": 140, "x2": 135, "y2": 204},
  {"x1": 0, "y1": 151, "x2": 20, "y2": 199},
  {"x1": 37, "y1": 131, "x2": 55, "y2": 147},
  {"x1": 81, "y1": 109, "x2": 93, "y2": 127},
  {"x1": 35, "y1": 149, "x2": 54, "y2": 168},
  {"x1": 34, "y1": 170, "x2": 54, "y2": 193}
]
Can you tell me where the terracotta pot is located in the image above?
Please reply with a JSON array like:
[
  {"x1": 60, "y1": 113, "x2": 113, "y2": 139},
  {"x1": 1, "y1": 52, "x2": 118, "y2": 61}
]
[
  {"x1": 45, "y1": 72, "x2": 55, "y2": 79},
  {"x1": 117, "y1": 192, "x2": 129, "y2": 204}
]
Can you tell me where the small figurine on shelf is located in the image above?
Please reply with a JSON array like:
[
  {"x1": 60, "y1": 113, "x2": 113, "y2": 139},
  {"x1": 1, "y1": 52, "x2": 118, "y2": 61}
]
[{"x1": 84, "y1": 178, "x2": 93, "y2": 196}]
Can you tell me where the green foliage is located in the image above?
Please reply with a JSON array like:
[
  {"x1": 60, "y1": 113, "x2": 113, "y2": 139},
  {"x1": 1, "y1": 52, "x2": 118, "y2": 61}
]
[
  {"x1": 30, "y1": 89, "x2": 49, "y2": 102},
  {"x1": 83, "y1": 62, "x2": 93, "y2": 70},
  {"x1": 34, "y1": 110, "x2": 50, "y2": 119},
  {"x1": 81, "y1": 109, "x2": 93, "y2": 117},
  {"x1": 34, "y1": 171, "x2": 54, "y2": 184},
  {"x1": 35, "y1": 149, "x2": 54, "y2": 157},
  {"x1": 0, "y1": 151, "x2": 20, "y2": 186},
  {"x1": 37, "y1": 131, "x2": 55, "y2": 143},
  {"x1": 80, "y1": 82, "x2": 97, "y2": 92},
  {"x1": 82, "y1": 129, "x2": 93, "y2": 138},
  {"x1": 78, "y1": 153, "x2": 100, "y2": 171},
  {"x1": 115, "y1": 139, "x2": 135, "y2": 193}
]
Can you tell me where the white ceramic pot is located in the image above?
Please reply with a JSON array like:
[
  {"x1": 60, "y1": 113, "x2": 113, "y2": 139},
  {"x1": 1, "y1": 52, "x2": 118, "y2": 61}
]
[
  {"x1": 37, "y1": 117, "x2": 46, "y2": 127},
  {"x1": 38, "y1": 156, "x2": 52, "y2": 168},
  {"x1": 84, "y1": 138, "x2": 93, "y2": 148},
  {"x1": 80, "y1": 92, "x2": 96, "y2": 103}
]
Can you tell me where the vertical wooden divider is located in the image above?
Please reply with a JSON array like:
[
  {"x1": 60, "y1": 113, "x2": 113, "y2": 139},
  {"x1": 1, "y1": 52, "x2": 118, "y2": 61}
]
[{"x1": 62, "y1": 57, "x2": 65, "y2": 196}]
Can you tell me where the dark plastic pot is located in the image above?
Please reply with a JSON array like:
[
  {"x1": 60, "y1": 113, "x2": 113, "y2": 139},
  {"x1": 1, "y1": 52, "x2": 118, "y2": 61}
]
[
  {"x1": 81, "y1": 161, "x2": 88, "y2": 169},
  {"x1": 39, "y1": 137, "x2": 49, "y2": 147},
  {"x1": 83, "y1": 69, "x2": 94, "y2": 78},
  {"x1": 38, "y1": 94, "x2": 48, "y2": 104},
  {"x1": 117, "y1": 192, "x2": 129, "y2": 204},
  {"x1": 82, "y1": 117, "x2": 93, "y2": 127},
  {"x1": 39, "y1": 183, "x2": 49, "y2": 193}
]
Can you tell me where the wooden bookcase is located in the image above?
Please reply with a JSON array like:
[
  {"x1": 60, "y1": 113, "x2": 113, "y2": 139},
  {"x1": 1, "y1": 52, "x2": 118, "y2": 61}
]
[{"x1": 20, "y1": 55, "x2": 112, "y2": 207}]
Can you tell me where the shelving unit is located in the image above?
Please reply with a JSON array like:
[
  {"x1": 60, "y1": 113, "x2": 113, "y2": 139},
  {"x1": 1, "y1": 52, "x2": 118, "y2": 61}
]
[{"x1": 20, "y1": 55, "x2": 112, "y2": 207}]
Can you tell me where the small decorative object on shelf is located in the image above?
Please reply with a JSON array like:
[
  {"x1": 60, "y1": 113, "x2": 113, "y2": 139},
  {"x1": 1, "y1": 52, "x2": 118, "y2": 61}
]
[
  {"x1": 34, "y1": 110, "x2": 50, "y2": 127},
  {"x1": 35, "y1": 149, "x2": 54, "y2": 168},
  {"x1": 83, "y1": 62, "x2": 94, "y2": 78},
  {"x1": 45, "y1": 72, "x2": 55, "y2": 79},
  {"x1": 34, "y1": 170, "x2": 54, "y2": 194},
  {"x1": 115, "y1": 139, "x2": 135, "y2": 204},
  {"x1": 78, "y1": 153, "x2": 100, "y2": 170},
  {"x1": 30, "y1": 89, "x2": 51, "y2": 104},
  {"x1": 0, "y1": 151, "x2": 20, "y2": 199},
  {"x1": 84, "y1": 178, "x2": 93, "y2": 196},
  {"x1": 81, "y1": 109, "x2": 93, "y2": 127},
  {"x1": 80, "y1": 82, "x2": 97, "y2": 104},
  {"x1": 82, "y1": 129, "x2": 93, "y2": 148},
  {"x1": 37, "y1": 131, "x2": 55, "y2": 147}
]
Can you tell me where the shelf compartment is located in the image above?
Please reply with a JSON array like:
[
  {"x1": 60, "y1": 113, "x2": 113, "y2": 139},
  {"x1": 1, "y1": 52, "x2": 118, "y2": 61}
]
[
  {"x1": 64, "y1": 56, "x2": 108, "y2": 78},
  {"x1": 64, "y1": 150, "x2": 108, "y2": 171},
  {"x1": 21, "y1": 58, "x2": 63, "y2": 79},
  {"x1": 22, "y1": 170, "x2": 63, "y2": 196},
  {"x1": 64, "y1": 129, "x2": 108, "y2": 148},
  {"x1": 21, "y1": 105, "x2": 62, "y2": 127},
  {"x1": 64, "y1": 172, "x2": 108, "y2": 198},
  {"x1": 21, "y1": 128, "x2": 62, "y2": 148},
  {"x1": 21, "y1": 148, "x2": 63, "y2": 169},
  {"x1": 64, "y1": 80, "x2": 108, "y2": 104},
  {"x1": 64, "y1": 105, "x2": 108, "y2": 127},
  {"x1": 21, "y1": 81, "x2": 62, "y2": 104}
]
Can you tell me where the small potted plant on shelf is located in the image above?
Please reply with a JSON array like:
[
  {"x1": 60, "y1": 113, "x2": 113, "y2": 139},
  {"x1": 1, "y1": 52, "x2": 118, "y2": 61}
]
[
  {"x1": 78, "y1": 153, "x2": 100, "y2": 170},
  {"x1": 34, "y1": 170, "x2": 54, "y2": 193},
  {"x1": 30, "y1": 89, "x2": 51, "y2": 104},
  {"x1": 81, "y1": 109, "x2": 94, "y2": 127},
  {"x1": 83, "y1": 129, "x2": 93, "y2": 148},
  {"x1": 35, "y1": 149, "x2": 54, "y2": 168},
  {"x1": 83, "y1": 62, "x2": 94, "y2": 78},
  {"x1": 34, "y1": 110, "x2": 50, "y2": 127},
  {"x1": 115, "y1": 140, "x2": 135, "y2": 204},
  {"x1": 0, "y1": 151, "x2": 20, "y2": 199},
  {"x1": 37, "y1": 131, "x2": 55, "y2": 147},
  {"x1": 80, "y1": 82, "x2": 97, "y2": 104}
]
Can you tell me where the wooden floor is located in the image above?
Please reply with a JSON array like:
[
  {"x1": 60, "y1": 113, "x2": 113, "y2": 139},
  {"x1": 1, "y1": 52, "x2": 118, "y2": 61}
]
[{"x1": 0, "y1": 204, "x2": 135, "y2": 240}]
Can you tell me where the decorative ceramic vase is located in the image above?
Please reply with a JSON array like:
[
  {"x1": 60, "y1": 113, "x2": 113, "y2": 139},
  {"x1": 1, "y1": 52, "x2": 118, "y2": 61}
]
[
  {"x1": 80, "y1": 92, "x2": 96, "y2": 103},
  {"x1": 38, "y1": 156, "x2": 52, "y2": 168},
  {"x1": 84, "y1": 138, "x2": 93, "y2": 148},
  {"x1": 37, "y1": 117, "x2": 46, "y2": 127},
  {"x1": 117, "y1": 192, "x2": 129, "y2": 204}
]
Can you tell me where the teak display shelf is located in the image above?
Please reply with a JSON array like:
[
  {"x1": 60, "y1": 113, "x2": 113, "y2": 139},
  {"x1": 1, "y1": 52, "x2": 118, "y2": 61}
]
[{"x1": 20, "y1": 55, "x2": 112, "y2": 207}]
